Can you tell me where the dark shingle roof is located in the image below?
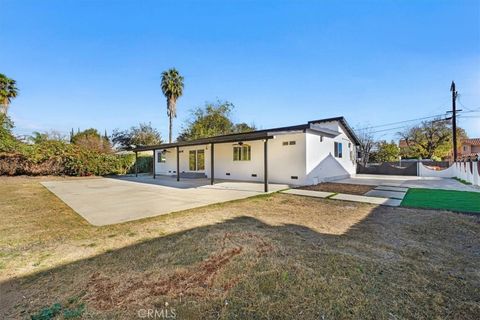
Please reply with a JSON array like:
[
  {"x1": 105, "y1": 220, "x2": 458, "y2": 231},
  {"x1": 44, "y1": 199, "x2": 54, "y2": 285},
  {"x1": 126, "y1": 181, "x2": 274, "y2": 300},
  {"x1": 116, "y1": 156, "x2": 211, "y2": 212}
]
[{"x1": 134, "y1": 116, "x2": 359, "y2": 151}]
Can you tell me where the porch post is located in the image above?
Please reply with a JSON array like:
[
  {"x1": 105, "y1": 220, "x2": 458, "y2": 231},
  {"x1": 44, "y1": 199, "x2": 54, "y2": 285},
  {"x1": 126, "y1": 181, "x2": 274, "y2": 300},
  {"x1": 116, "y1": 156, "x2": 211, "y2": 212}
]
[
  {"x1": 152, "y1": 149, "x2": 156, "y2": 179},
  {"x1": 176, "y1": 146, "x2": 180, "y2": 181},
  {"x1": 135, "y1": 151, "x2": 138, "y2": 177},
  {"x1": 264, "y1": 139, "x2": 268, "y2": 192},
  {"x1": 211, "y1": 143, "x2": 215, "y2": 185}
]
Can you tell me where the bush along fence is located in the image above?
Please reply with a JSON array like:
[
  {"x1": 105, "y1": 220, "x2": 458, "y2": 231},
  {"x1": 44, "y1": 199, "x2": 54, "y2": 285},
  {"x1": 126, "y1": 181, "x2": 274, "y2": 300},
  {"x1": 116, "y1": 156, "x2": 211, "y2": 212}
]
[
  {"x1": 419, "y1": 160, "x2": 480, "y2": 187},
  {"x1": 0, "y1": 141, "x2": 137, "y2": 176}
]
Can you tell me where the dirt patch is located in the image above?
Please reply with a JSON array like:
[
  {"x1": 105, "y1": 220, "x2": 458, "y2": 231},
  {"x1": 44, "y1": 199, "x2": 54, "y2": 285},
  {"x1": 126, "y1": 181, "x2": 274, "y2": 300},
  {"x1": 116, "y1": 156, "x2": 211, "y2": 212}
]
[
  {"x1": 298, "y1": 182, "x2": 376, "y2": 195},
  {"x1": 85, "y1": 246, "x2": 243, "y2": 310}
]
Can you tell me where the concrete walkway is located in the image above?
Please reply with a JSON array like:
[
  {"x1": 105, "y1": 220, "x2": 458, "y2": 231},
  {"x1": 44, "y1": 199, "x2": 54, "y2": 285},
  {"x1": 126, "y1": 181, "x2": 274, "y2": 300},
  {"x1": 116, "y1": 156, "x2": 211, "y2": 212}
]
[
  {"x1": 335, "y1": 174, "x2": 480, "y2": 192},
  {"x1": 42, "y1": 176, "x2": 288, "y2": 226},
  {"x1": 282, "y1": 188, "x2": 403, "y2": 207}
]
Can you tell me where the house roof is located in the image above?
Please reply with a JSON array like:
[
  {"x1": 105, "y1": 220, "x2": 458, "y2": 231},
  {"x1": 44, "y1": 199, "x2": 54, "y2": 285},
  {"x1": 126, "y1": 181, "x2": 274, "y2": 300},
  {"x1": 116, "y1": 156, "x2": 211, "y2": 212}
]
[
  {"x1": 462, "y1": 138, "x2": 480, "y2": 146},
  {"x1": 133, "y1": 116, "x2": 360, "y2": 151},
  {"x1": 398, "y1": 139, "x2": 409, "y2": 148}
]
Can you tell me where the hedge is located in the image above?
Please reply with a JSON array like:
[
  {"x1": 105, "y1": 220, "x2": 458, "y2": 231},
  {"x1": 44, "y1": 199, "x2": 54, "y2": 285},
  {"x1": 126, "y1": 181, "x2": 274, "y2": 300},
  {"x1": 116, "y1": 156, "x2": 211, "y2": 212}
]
[{"x1": 0, "y1": 140, "x2": 136, "y2": 176}]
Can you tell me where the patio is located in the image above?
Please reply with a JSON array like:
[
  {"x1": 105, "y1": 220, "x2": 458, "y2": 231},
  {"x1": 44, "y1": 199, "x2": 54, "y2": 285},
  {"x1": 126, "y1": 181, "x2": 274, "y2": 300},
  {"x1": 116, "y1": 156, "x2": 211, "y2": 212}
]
[{"x1": 41, "y1": 175, "x2": 288, "y2": 226}]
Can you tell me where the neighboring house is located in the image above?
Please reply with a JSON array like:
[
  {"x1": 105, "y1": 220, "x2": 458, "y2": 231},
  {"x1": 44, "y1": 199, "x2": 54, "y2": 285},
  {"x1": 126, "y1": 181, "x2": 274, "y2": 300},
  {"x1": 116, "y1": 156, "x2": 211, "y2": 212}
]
[
  {"x1": 459, "y1": 138, "x2": 480, "y2": 160},
  {"x1": 135, "y1": 116, "x2": 359, "y2": 189}
]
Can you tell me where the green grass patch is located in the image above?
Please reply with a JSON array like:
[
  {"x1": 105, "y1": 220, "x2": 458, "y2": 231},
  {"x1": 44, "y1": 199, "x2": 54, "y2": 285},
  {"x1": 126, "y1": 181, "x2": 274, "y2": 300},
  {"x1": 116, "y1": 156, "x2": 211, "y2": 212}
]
[{"x1": 401, "y1": 188, "x2": 480, "y2": 213}]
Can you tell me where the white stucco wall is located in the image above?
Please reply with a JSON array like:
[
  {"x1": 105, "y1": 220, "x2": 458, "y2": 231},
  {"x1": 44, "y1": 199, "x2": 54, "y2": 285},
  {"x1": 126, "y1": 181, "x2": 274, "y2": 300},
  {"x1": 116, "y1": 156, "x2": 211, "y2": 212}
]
[
  {"x1": 304, "y1": 122, "x2": 356, "y2": 185},
  {"x1": 210, "y1": 132, "x2": 306, "y2": 184},
  {"x1": 268, "y1": 133, "x2": 306, "y2": 184}
]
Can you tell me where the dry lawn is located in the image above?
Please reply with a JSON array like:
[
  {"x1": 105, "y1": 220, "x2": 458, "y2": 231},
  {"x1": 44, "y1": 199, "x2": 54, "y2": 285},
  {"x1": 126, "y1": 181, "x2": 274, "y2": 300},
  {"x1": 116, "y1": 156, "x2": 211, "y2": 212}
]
[
  {"x1": 1, "y1": 176, "x2": 479, "y2": 319},
  {"x1": 298, "y1": 182, "x2": 376, "y2": 195}
]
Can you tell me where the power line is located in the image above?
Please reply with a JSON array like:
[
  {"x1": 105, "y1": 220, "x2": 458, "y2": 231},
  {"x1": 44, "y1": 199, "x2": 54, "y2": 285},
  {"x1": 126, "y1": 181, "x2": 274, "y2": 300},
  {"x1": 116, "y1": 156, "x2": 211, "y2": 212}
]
[
  {"x1": 369, "y1": 124, "x2": 418, "y2": 134},
  {"x1": 355, "y1": 109, "x2": 479, "y2": 133},
  {"x1": 355, "y1": 113, "x2": 447, "y2": 131}
]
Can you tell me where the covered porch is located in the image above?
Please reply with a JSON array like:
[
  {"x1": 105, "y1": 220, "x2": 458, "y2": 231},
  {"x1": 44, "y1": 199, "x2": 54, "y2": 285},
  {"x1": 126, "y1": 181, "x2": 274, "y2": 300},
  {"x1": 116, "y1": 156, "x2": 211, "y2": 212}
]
[{"x1": 133, "y1": 130, "x2": 276, "y2": 192}]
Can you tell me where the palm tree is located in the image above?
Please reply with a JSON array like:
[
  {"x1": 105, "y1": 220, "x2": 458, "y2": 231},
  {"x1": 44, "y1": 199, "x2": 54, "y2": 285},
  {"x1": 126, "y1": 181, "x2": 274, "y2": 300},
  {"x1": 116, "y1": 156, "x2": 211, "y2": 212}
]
[
  {"x1": 161, "y1": 68, "x2": 184, "y2": 143},
  {"x1": 0, "y1": 73, "x2": 19, "y2": 115}
]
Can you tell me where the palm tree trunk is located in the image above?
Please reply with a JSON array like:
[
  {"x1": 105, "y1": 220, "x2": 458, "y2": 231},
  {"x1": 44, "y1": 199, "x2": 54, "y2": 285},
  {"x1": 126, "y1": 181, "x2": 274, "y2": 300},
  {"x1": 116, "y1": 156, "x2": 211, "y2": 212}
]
[{"x1": 169, "y1": 115, "x2": 172, "y2": 143}]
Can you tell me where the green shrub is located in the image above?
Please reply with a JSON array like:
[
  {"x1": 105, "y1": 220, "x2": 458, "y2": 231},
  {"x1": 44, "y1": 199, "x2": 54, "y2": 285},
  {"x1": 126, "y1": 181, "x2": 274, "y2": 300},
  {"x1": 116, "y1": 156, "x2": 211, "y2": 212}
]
[
  {"x1": 129, "y1": 154, "x2": 153, "y2": 174},
  {"x1": 0, "y1": 113, "x2": 20, "y2": 153}
]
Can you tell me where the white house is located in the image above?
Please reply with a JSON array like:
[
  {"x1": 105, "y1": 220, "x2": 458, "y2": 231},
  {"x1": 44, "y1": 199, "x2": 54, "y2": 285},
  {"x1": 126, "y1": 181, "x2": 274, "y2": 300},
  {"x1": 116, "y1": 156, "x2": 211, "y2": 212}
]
[{"x1": 134, "y1": 116, "x2": 360, "y2": 191}]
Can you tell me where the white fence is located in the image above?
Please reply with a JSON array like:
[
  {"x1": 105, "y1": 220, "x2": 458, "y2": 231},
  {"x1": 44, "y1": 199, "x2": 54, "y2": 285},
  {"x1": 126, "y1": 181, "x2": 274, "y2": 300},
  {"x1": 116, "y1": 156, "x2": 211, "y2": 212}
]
[{"x1": 419, "y1": 161, "x2": 480, "y2": 186}]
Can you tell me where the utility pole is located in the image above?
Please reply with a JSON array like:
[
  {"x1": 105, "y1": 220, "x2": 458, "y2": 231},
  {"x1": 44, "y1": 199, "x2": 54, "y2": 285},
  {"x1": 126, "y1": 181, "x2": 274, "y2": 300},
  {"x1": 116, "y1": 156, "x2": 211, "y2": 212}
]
[
  {"x1": 444, "y1": 82, "x2": 462, "y2": 162},
  {"x1": 450, "y1": 81, "x2": 458, "y2": 162}
]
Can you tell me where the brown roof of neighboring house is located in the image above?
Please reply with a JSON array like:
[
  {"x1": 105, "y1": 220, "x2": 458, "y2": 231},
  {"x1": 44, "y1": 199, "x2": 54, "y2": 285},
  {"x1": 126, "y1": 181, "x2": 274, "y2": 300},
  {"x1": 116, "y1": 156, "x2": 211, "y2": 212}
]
[
  {"x1": 462, "y1": 138, "x2": 480, "y2": 146},
  {"x1": 399, "y1": 139, "x2": 409, "y2": 148}
]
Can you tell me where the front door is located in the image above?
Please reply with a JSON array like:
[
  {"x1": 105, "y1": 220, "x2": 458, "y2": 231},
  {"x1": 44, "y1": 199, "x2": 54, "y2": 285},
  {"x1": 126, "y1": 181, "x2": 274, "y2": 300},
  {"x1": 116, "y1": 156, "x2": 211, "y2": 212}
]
[{"x1": 189, "y1": 149, "x2": 205, "y2": 171}]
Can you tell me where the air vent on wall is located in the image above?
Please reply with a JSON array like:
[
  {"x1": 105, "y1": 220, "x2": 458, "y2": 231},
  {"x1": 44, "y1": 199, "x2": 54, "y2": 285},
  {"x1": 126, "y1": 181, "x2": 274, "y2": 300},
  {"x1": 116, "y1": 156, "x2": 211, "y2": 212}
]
[
  {"x1": 251, "y1": 174, "x2": 257, "y2": 177},
  {"x1": 226, "y1": 173, "x2": 231, "y2": 176},
  {"x1": 291, "y1": 176, "x2": 298, "y2": 180}
]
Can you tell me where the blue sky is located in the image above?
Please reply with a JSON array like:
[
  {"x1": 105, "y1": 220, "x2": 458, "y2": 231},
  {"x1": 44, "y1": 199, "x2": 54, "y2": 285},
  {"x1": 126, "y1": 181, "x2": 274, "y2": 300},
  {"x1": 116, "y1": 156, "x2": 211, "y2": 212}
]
[{"x1": 1, "y1": 0, "x2": 479, "y2": 141}]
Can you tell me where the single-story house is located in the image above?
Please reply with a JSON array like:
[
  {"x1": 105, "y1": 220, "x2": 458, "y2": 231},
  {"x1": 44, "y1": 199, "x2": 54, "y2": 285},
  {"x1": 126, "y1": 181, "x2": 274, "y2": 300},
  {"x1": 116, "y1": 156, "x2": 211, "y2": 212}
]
[{"x1": 134, "y1": 116, "x2": 360, "y2": 191}]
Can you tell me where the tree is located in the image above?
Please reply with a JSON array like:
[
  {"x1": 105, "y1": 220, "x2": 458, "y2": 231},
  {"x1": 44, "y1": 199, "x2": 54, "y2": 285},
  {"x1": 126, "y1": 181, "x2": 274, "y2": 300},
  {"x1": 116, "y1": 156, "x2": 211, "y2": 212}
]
[
  {"x1": 0, "y1": 73, "x2": 19, "y2": 115},
  {"x1": 357, "y1": 128, "x2": 375, "y2": 166},
  {"x1": 29, "y1": 130, "x2": 66, "y2": 144},
  {"x1": 71, "y1": 128, "x2": 111, "y2": 153},
  {"x1": 161, "y1": 68, "x2": 184, "y2": 143},
  {"x1": 177, "y1": 100, "x2": 255, "y2": 141},
  {"x1": 370, "y1": 140, "x2": 400, "y2": 162},
  {"x1": 0, "y1": 113, "x2": 17, "y2": 152},
  {"x1": 111, "y1": 123, "x2": 163, "y2": 150},
  {"x1": 398, "y1": 119, "x2": 466, "y2": 160}
]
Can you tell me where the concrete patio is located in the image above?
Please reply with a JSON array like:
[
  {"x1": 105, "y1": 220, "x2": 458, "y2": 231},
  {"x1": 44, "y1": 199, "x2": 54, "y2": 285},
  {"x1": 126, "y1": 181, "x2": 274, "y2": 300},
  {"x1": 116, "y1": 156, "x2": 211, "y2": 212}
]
[{"x1": 42, "y1": 175, "x2": 288, "y2": 226}]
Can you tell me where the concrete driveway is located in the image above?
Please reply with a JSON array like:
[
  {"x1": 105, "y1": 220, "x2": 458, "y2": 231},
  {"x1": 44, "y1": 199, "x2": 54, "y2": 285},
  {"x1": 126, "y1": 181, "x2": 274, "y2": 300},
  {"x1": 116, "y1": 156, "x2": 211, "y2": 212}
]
[
  {"x1": 42, "y1": 176, "x2": 288, "y2": 226},
  {"x1": 335, "y1": 174, "x2": 480, "y2": 192}
]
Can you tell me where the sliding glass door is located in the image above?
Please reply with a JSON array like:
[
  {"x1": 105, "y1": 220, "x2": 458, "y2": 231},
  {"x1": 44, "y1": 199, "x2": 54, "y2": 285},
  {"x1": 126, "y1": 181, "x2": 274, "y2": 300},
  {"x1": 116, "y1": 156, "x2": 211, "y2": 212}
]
[{"x1": 189, "y1": 149, "x2": 205, "y2": 171}]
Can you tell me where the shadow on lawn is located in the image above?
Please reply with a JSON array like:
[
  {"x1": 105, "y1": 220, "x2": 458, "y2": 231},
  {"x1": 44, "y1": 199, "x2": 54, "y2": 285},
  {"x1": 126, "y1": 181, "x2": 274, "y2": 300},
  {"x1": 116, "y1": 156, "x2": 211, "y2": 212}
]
[{"x1": 1, "y1": 206, "x2": 479, "y2": 319}]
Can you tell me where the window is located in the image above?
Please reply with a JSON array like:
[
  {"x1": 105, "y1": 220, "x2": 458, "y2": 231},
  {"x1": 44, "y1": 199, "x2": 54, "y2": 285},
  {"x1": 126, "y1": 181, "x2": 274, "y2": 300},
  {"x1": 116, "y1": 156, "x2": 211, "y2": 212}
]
[
  {"x1": 334, "y1": 142, "x2": 343, "y2": 158},
  {"x1": 282, "y1": 141, "x2": 289, "y2": 146},
  {"x1": 289, "y1": 141, "x2": 296, "y2": 145},
  {"x1": 157, "y1": 151, "x2": 166, "y2": 163},
  {"x1": 233, "y1": 144, "x2": 251, "y2": 161}
]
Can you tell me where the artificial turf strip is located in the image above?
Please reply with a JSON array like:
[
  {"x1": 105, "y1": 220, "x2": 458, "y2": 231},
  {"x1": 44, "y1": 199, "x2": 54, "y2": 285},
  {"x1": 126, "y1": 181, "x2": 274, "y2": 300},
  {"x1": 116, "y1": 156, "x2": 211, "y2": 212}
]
[{"x1": 401, "y1": 188, "x2": 480, "y2": 213}]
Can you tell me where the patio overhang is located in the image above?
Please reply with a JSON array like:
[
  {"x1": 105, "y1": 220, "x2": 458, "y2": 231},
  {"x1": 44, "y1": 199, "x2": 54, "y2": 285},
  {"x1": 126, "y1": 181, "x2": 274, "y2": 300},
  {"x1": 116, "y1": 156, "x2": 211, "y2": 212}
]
[
  {"x1": 133, "y1": 131, "x2": 275, "y2": 192},
  {"x1": 133, "y1": 131, "x2": 276, "y2": 152}
]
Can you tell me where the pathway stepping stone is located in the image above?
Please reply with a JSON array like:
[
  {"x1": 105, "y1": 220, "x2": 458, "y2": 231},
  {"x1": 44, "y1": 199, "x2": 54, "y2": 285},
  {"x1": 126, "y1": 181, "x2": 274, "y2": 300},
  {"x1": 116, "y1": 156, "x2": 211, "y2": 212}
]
[
  {"x1": 375, "y1": 185, "x2": 409, "y2": 192},
  {"x1": 364, "y1": 189, "x2": 406, "y2": 199},
  {"x1": 331, "y1": 193, "x2": 402, "y2": 206},
  {"x1": 282, "y1": 189, "x2": 335, "y2": 198}
]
